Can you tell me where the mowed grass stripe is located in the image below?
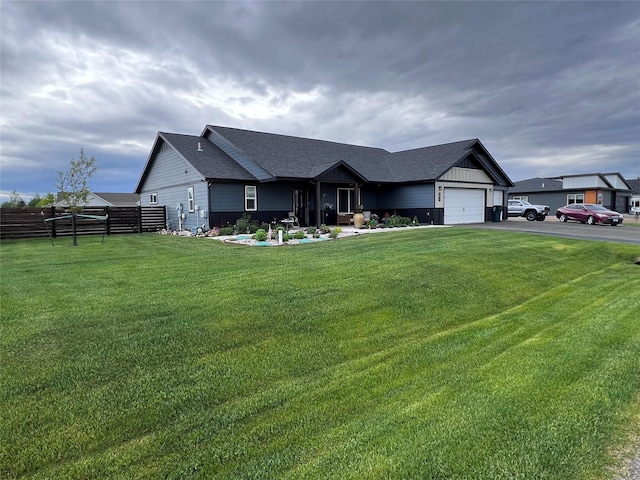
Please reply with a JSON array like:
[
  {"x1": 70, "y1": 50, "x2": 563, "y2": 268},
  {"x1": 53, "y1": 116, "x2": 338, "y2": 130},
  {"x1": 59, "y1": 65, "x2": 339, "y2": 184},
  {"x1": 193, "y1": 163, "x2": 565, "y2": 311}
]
[{"x1": 1, "y1": 229, "x2": 639, "y2": 479}]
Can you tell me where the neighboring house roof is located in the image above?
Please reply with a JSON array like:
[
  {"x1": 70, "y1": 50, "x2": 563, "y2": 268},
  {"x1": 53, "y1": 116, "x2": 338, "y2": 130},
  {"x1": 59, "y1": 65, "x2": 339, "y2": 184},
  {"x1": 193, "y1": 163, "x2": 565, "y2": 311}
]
[
  {"x1": 135, "y1": 125, "x2": 514, "y2": 192},
  {"x1": 94, "y1": 193, "x2": 140, "y2": 206},
  {"x1": 626, "y1": 178, "x2": 640, "y2": 194},
  {"x1": 509, "y1": 177, "x2": 564, "y2": 193},
  {"x1": 511, "y1": 173, "x2": 632, "y2": 193},
  {"x1": 55, "y1": 192, "x2": 140, "y2": 207},
  {"x1": 552, "y1": 172, "x2": 631, "y2": 190}
]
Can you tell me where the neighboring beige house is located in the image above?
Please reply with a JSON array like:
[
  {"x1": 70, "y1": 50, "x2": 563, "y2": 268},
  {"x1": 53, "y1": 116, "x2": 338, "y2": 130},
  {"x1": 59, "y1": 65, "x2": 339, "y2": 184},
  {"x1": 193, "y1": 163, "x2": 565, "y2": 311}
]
[{"x1": 55, "y1": 192, "x2": 140, "y2": 207}]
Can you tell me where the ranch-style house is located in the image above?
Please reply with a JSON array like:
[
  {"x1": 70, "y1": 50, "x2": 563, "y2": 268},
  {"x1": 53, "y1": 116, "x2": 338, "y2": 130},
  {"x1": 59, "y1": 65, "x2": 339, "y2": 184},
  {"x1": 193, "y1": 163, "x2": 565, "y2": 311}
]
[
  {"x1": 135, "y1": 125, "x2": 514, "y2": 231},
  {"x1": 509, "y1": 173, "x2": 634, "y2": 214}
]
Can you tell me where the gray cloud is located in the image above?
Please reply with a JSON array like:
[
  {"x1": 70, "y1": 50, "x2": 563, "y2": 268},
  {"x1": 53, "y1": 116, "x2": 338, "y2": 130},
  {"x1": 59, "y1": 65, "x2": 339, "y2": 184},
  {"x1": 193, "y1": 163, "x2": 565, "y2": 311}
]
[{"x1": 1, "y1": 1, "x2": 638, "y2": 201}]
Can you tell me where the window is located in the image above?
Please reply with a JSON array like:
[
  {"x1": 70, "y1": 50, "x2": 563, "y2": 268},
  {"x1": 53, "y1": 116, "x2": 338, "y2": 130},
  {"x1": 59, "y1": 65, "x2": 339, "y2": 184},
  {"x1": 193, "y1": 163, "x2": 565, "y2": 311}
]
[
  {"x1": 567, "y1": 194, "x2": 584, "y2": 205},
  {"x1": 337, "y1": 188, "x2": 356, "y2": 214},
  {"x1": 511, "y1": 196, "x2": 528, "y2": 201},
  {"x1": 149, "y1": 193, "x2": 158, "y2": 205},
  {"x1": 187, "y1": 186, "x2": 195, "y2": 212},
  {"x1": 245, "y1": 185, "x2": 257, "y2": 211}
]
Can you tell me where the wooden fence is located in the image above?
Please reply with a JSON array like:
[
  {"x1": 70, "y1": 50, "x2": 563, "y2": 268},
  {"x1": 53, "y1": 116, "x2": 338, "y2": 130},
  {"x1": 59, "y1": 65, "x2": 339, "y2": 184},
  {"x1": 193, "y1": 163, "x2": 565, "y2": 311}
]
[{"x1": 0, "y1": 206, "x2": 166, "y2": 240}]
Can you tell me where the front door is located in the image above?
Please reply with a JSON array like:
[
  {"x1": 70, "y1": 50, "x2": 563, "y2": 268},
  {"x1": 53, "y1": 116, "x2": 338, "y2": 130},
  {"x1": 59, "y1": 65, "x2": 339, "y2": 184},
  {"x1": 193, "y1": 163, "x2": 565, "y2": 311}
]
[{"x1": 294, "y1": 188, "x2": 308, "y2": 226}]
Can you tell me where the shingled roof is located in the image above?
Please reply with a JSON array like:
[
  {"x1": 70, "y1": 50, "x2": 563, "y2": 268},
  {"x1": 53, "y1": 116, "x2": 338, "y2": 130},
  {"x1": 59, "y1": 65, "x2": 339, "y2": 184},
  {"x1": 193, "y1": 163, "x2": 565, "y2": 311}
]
[
  {"x1": 55, "y1": 192, "x2": 140, "y2": 206},
  {"x1": 203, "y1": 125, "x2": 389, "y2": 181},
  {"x1": 510, "y1": 177, "x2": 564, "y2": 193},
  {"x1": 384, "y1": 139, "x2": 478, "y2": 182},
  {"x1": 627, "y1": 178, "x2": 640, "y2": 194},
  {"x1": 159, "y1": 133, "x2": 256, "y2": 181}
]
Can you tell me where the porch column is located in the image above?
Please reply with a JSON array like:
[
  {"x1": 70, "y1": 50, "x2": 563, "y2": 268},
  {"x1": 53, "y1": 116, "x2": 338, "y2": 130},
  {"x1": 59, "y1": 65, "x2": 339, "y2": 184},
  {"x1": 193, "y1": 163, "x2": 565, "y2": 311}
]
[{"x1": 315, "y1": 181, "x2": 322, "y2": 227}]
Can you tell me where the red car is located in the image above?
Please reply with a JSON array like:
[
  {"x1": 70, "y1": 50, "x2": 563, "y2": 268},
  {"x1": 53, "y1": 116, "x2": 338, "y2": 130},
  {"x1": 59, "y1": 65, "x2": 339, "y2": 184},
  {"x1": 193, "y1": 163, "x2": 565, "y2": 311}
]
[{"x1": 556, "y1": 203, "x2": 624, "y2": 226}]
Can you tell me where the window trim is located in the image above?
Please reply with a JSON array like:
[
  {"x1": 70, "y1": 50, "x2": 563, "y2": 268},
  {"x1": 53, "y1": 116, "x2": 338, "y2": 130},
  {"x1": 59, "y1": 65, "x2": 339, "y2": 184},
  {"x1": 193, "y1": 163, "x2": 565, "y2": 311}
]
[
  {"x1": 337, "y1": 187, "x2": 356, "y2": 214},
  {"x1": 245, "y1": 185, "x2": 257, "y2": 211},
  {"x1": 149, "y1": 192, "x2": 158, "y2": 205},
  {"x1": 567, "y1": 193, "x2": 584, "y2": 205},
  {"x1": 187, "y1": 186, "x2": 195, "y2": 212},
  {"x1": 511, "y1": 195, "x2": 528, "y2": 202}
]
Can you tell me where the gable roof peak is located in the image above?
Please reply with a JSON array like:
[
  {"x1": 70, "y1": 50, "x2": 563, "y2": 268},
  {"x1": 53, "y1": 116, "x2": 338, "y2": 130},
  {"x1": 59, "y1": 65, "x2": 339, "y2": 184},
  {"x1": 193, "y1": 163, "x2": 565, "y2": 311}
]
[
  {"x1": 393, "y1": 138, "x2": 477, "y2": 155},
  {"x1": 204, "y1": 124, "x2": 390, "y2": 152}
]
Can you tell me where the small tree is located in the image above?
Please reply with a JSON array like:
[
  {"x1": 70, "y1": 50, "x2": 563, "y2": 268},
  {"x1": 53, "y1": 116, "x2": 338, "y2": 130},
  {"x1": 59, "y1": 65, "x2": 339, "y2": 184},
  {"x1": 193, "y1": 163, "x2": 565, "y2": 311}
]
[
  {"x1": 56, "y1": 149, "x2": 97, "y2": 213},
  {"x1": 1, "y1": 189, "x2": 26, "y2": 208},
  {"x1": 55, "y1": 149, "x2": 98, "y2": 245},
  {"x1": 37, "y1": 193, "x2": 56, "y2": 207},
  {"x1": 27, "y1": 193, "x2": 42, "y2": 207}
]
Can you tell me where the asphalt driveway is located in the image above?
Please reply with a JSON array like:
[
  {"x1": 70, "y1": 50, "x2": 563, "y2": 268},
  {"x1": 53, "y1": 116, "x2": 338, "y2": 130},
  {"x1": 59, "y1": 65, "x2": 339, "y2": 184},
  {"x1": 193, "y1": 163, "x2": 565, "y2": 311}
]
[{"x1": 468, "y1": 215, "x2": 640, "y2": 245}]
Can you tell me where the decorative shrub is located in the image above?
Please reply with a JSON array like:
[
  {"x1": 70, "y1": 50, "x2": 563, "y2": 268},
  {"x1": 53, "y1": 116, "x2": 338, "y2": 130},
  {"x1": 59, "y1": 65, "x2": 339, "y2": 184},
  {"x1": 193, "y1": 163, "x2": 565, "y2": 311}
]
[
  {"x1": 293, "y1": 230, "x2": 305, "y2": 239},
  {"x1": 333, "y1": 227, "x2": 343, "y2": 234},
  {"x1": 383, "y1": 214, "x2": 411, "y2": 227},
  {"x1": 219, "y1": 226, "x2": 234, "y2": 235},
  {"x1": 235, "y1": 213, "x2": 260, "y2": 233},
  {"x1": 329, "y1": 231, "x2": 339, "y2": 239},
  {"x1": 305, "y1": 227, "x2": 317, "y2": 234},
  {"x1": 254, "y1": 229, "x2": 268, "y2": 241}
]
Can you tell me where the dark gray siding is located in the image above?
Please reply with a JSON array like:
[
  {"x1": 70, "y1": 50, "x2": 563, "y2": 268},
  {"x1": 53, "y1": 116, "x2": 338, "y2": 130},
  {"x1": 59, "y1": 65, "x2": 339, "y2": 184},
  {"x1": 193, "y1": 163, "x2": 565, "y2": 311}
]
[
  {"x1": 210, "y1": 183, "x2": 243, "y2": 212},
  {"x1": 378, "y1": 184, "x2": 435, "y2": 209},
  {"x1": 259, "y1": 184, "x2": 293, "y2": 210},
  {"x1": 508, "y1": 192, "x2": 561, "y2": 213},
  {"x1": 360, "y1": 190, "x2": 378, "y2": 210},
  {"x1": 209, "y1": 183, "x2": 294, "y2": 212}
]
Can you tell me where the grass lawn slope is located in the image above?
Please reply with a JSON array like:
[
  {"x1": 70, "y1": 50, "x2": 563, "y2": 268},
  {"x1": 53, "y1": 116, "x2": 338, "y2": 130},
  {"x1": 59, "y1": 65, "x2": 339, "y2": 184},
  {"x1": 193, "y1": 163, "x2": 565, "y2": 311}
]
[{"x1": 1, "y1": 229, "x2": 639, "y2": 479}]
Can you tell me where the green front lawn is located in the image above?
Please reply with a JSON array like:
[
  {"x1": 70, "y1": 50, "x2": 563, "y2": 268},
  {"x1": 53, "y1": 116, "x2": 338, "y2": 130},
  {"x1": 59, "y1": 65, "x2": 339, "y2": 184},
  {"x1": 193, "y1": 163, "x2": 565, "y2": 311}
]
[{"x1": 1, "y1": 229, "x2": 639, "y2": 479}]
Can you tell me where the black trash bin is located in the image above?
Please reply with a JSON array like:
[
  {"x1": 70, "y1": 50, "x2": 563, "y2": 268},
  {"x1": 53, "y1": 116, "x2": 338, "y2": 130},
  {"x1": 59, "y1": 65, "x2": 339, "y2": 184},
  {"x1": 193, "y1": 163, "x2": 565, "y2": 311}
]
[{"x1": 492, "y1": 206, "x2": 503, "y2": 222}]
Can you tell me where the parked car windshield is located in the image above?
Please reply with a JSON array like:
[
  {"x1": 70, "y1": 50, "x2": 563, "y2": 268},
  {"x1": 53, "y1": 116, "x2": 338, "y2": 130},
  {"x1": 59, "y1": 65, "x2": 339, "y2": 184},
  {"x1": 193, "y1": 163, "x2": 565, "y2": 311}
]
[{"x1": 586, "y1": 204, "x2": 609, "y2": 211}]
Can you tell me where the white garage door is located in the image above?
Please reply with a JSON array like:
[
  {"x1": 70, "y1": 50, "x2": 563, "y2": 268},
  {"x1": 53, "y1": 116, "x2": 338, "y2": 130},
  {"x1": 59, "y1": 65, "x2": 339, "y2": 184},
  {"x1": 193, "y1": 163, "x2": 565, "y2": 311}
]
[{"x1": 444, "y1": 188, "x2": 485, "y2": 225}]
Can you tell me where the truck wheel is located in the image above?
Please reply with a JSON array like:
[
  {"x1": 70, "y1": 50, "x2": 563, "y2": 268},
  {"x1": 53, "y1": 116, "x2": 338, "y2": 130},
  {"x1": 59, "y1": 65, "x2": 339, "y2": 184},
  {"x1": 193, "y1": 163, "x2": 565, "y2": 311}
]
[{"x1": 525, "y1": 211, "x2": 537, "y2": 221}]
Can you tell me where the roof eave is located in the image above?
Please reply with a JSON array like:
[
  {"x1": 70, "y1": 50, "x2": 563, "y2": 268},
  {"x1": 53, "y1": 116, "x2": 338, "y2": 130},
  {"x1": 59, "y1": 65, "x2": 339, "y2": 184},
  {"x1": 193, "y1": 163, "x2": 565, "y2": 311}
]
[
  {"x1": 472, "y1": 139, "x2": 515, "y2": 187},
  {"x1": 134, "y1": 133, "x2": 164, "y2": 193}
]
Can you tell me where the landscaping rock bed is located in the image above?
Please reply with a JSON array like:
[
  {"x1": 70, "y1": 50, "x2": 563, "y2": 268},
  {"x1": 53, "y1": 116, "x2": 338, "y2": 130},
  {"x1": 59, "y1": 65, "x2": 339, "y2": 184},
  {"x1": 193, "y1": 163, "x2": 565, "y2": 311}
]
[{"x1": 157, "y1": 224, "x2": 445, "y2": 246}]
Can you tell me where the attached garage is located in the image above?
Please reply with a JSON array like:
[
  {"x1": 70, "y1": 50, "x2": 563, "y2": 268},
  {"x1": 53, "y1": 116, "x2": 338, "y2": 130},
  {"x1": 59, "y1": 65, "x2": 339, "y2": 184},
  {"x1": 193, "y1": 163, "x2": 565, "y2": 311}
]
[{"x1": 443, "y1": 188, "x2": 485, "y2": 224}]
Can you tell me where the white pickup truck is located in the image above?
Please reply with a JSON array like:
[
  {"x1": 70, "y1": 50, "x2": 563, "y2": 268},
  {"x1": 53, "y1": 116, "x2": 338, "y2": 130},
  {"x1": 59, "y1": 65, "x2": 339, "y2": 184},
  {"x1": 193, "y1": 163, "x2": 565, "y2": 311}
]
[{"x1": 507, "y1": 199, "x2": 550, "y2": 221}]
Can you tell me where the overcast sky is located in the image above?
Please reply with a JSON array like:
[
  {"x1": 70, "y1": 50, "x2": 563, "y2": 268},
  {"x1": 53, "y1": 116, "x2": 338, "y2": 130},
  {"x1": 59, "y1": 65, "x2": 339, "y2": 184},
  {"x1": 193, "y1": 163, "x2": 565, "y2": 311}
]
[{"x1": 1, "y1": 1, "x2": 639, "y2": 202}]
